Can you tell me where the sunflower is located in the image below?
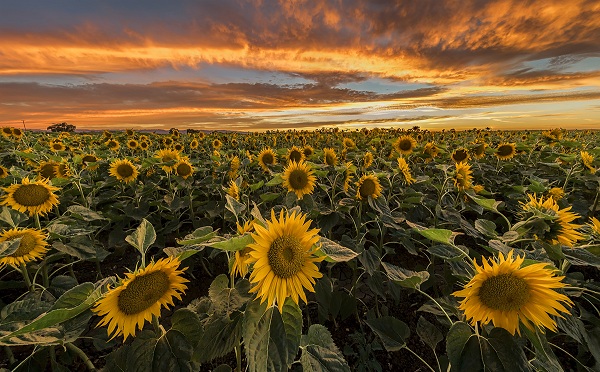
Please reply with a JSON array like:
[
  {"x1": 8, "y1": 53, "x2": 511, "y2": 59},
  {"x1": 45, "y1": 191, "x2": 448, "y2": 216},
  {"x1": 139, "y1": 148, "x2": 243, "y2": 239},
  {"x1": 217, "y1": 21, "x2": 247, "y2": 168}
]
[
  {"x1": 548, "y1": 187, "x2": 565, "y2": 201},
  {"x1": 287, "y1": 146, "x2": 305, "y2": 164},
  {"x1": 454, "y1": 162, "x2": 473, "y2": 191},
  {"x1": 587, "y1": 217, "x2": 600, "y2": 240},
  {"x1": 227, "y1": 180, "x2": 240, "y2": 201},
  {"x1": 343, "y1": 137, "x2": 356, "y2": 149},
  {"x1": 362, "y1": 152, "x2": 374, "y2": 169},
  {"x1": 93, "y1": 257, "x2": 188, "y2": 341},
  {"x1": 162, "y1": 137, "x2": 174, "y2": 147},
  {"x1": 81, "y1": 154, "x2": 100, "y2": 170},
  {"x1": 393, "y1": 136, "x2": 416, "y2": 155},
  {"x1": 49, "y1": 142, "x2": 66, "y2": 152},
  {"x1": 1, "y1": 177, "x2": 60, "y2": 216},
  {"x1": 127, "y1": 139, "x2": 139, "y2": 150},
  {"x1": 11, "y1": 127, "x2": 23, "y2": 140},
  {"x1": 473, "y1": 142, "x2": 487, "y2": 159},
  {"x1": 55, "y1": 162, "x2": 71, "y2": 178},
  {"x1": 246, "y1": 210, "x2": 324, "y2": 311},
  {"x1": 454, "y1": 250, "x2": 572, "y2": 336},
  {"x1": 356, "y1": 174, "x2": 382, "y2": 200},
  {"x1": 495, "y1": 143, "x2": 516, "y2": 160},
  {"x1": 38, "y1": 161, "x2": 58, "y2": 180},
  {"x1": 343, "y1": 161, "x2": 355, "y2": 193},
  {"x1": 282, "y1": 161, "x2": 316, "y2": 200},
  {"x1": 303, "y1": 145, "x2": 314, "y2": 158},
  {"x1": 189, "y1": 139, "x2": 199, "y2": 149},
  {"x1": 423, "y1": 142, "x2": 439, "y2": 161},
  {"x1": 0, "y1": 228, "x2": 49, "y2": 268},
  {"x1": 173, "y1": 143, "x2": 184, "y2": 152},
  {"x1": 581, "y1": 151, "x2": 596, "y2": 173},
  {"x1": 106, "y1": 139, "x2": 120, "y2": 151},
  {"x1": 174, "y1": 159, "x2": 194, "y2": 179},
  {"x1": 0, "y1": 165, "x2": 8, "y2": 179},
  {"x1": 397, "y1": 157, "x2": 416, "y2": 185},
  {"x1": 451, "y1": 148, "x2": 469, "y2": 163},
  {"x1": 520, "y1": 194, "x2": 583, "y2": 247},
  {"x1": 212, "y1": 139, "x2": 222, "y2": 149},
  {"x1": 231, "y1": 220, "x2": 255, "y2": 278},
  {"x1": 258, "y1": 148, "x2": 277, "y2": 171},
  {"x1": 109, "y1": 159, "x2": 139, "y2": 184},
  {"x1": 323, "y1": 148, "x2": 338, "y2": 166},
  {"x1": 155, "y1": 149, "x2": 180, "y2": 173},
  {"x1": 1, "y1": 127, "x2": 12, "y2": 138}
]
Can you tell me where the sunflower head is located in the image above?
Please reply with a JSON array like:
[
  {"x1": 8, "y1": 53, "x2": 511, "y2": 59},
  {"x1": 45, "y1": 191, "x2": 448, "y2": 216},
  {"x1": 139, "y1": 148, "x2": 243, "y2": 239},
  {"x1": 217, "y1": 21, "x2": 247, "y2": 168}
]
[
  {"x1": 50, "y1": 142, "x2": 66, "y2": 152},
  {"x1": 1, "y1": 127, "x2": 12, "y2": 138},
  {"x1": 81, "y1": 154, "x2": 100, "y2": 170},
  {"x1": 282, "y1": 161, "x2": 316, "y2": 200},
  {"x1": 397, "y1": 157, "x2": 416, "y2": 185},
  {"x1": 362, "y1": 152, "x2": 374, "y2": 169},
  {"x1": 155, "y1": 149, "x2": 180, "y2": 173},
  {"x1": 127, "y1": 139, "x2": 139, "y2": 149},
  {"x1": 189, "y1": 139, "x2": 199, "y2": 149},
  {"x1": 323, "y1": 148, "x2": 338, "y2": 166},
  {"x1": 496, "y1": 143, "x2": 516, "y2": 160},
  {"x1": 287, "y1": 146, "x2": 305, "y2": 164},
  {"x1": 258, "y1": 148, "x2": 277, "y2": 171},
  {"x1": 231, "y1": 220, "x2": 256, "y2": 278},
  {"x1": 0, "y1": 165, "x2": 8, "y2": 179},
  {"x1": 302, "y1": 145, "x2": 314, "y2": 158},
  {"x1": 246, "y1": 209, "x2": 324, "y2": 311},
  {"x1": 227, "y1": 180, "x2": 240, "y2": 201},
  {"x1": 0, "y1": 228, "x2": 49, "y2": 268},
  {"x1": 356, "y1": 174, "x2": 382, "y2": 200},
  {"x1": 451, "y1": 148, "x2": 469, "y2": 163},
  {"x1": 454, "y1": 162, "x2": 473, "y2": 191},
  {"x1": 548, "y1": 187, "x2": 565, "y2": 201},
  {"x1": 520, "y1": 194, "x2": 583, "y2": 246},
  {"x1": 473, "y1": 142, "x2": 487, "y2": 159},
  {"x1": 587, "y1": 217, "x2": 600, "y2": 241},
  {"x1": 423, "y1": 142, "x2": 439, "y2": 159},
  {"x1": 109, "y1": 159, "x2": 139, "y2": 184},
  {"x1": 174, "y1": 159, "x2": 194, "y2": 179},
  {"x1": 581, "y1": 151, "x2": 596, "y2": 173},
  {"x1": 454, "y1": 250, "x2": 572, "y2": 335},
  {"x1": 343, "y1": 138, "x2": 356, "y2": 149},
  {"x1": 1, "y1": 177, "x2": 60, "y2": 216},
  {"x1": 393, "y1": 136, "x2": 416, "y2": 155},
  {"x1": 105, "y1": 140, "x2": 120, "y2": 151},
  {"x1": 93, "y1": 257, "x2": 188, "y2": 341},
  {"x1": 38, "y1": 161, "x2": 58, "y2": 180}
]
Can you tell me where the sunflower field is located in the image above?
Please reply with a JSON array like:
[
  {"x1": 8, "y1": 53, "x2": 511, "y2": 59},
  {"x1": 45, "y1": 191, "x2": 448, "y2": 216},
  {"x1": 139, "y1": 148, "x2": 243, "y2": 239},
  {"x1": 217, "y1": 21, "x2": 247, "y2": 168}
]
[{"x1": 0, "y1": 126, "x2": 599, "y2": 372}]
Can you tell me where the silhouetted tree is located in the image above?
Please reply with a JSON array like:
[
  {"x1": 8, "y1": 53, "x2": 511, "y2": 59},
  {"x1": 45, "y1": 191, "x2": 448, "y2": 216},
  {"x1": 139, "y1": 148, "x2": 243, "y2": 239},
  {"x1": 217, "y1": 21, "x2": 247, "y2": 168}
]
[{"x1": 48, "y1": 122, "x2": 76, "y2": 132}]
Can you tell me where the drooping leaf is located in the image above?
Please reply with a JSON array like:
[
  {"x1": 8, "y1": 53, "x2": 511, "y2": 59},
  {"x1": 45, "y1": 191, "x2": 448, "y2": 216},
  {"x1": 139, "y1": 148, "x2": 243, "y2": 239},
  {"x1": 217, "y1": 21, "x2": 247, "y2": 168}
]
[
  {"x1": 365, "y1": 316, "x2": 410, "y2": 352},
  {"x1": 125, "y1": 218, "x2": 156, "y2": 256},
  {"x1": 300, "y1": 324, "x2": 350, "y2": 372},
  {"x1": 317, "y1": 237, "x2": 359, "y2": 262},
  {"x1": 382, "y1": 262, "x2": 429, "y2": 289}
]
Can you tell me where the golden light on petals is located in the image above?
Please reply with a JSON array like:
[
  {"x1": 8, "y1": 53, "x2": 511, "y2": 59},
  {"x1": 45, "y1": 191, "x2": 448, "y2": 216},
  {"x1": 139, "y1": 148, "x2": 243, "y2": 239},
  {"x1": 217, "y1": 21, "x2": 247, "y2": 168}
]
[
  {"x1": 109, "y1": 159, "x2": 139, "y2": 184},
  {"x1": 356, "y1": 174, "x2": 382, "y2": 200},
  {"x1": 495, "y1": 143, "x2": 516, "y2": 160},
  {"x1": 454, "y1": 250, "x2": 572, "y2": 335},
  {"x1": 521, "y1": 194, "x2": 583, "y2": 247},
  {"x1": 258, "y1": 148, "x2": 277, "y2": 171},
  {"x1": 397, "y1": 157, "x2": 416, "y2": 185},
  {"x1": 92, "y1": 257, "x2": 188, "y2": 341},
  {"x1": 246, "y1": 209, "x2": 324, "y2": 311},
  {"x1": 323, "y1": 148, "x2": 338, "y2": 166},
  {"x1": 454, "y1": 162, "x2": 473, "y2": 191},
  {"x1": 282, "y1": 160, "x2": 316, "y2": 200},
  {"x1": 394, "y1": 136, "x2": 417, "y2": 155},
  {"x1": 1, "y1": 177, "x2": 60, "y2": 216},
  {"x1": 0, "y1": 228, "x2": 49, "y2": 268}
]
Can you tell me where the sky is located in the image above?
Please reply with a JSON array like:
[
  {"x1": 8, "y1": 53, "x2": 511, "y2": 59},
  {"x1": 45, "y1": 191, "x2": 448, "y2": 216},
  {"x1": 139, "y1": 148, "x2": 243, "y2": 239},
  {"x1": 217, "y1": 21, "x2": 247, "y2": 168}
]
[{"x1": 0, "y1": 0, "x2": 599, "y2": 132}]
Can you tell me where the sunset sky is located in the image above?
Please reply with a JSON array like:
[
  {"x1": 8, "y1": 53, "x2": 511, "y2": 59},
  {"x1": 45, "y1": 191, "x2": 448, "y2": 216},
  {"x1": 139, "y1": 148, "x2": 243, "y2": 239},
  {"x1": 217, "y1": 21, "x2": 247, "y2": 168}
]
[{"x1": 1, "y1": 0, "x2": 599, "y2": 131}]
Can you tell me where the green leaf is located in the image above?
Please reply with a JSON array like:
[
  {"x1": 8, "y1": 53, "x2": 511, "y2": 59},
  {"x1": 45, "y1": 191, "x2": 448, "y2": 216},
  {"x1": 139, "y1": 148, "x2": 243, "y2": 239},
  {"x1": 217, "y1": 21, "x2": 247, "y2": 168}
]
[
  {"x1": 52, "y1": 241, "x2": 110, "y2": 261},
  {"x1": 563, "y1": 247, "x2": 600, "y2": 268},
  {"x1": 417, "y1": 316, "x2": 443, "y2": 351},
  {"x1": 522, "y1": 326, "x2": 563, "y2": 372},
  {"x1": 484, "y1": 328, "x2": 530, "y2": 372},
  {"x1": 300, "y1": 324, "x2": 350, "y2": 372},
  {"x1": 0, "y1": 206, "x2": 28, "y2": 227},
  {"x1": 243, "y1": 302, "x2": 288, "y2": 372},
  {"x1": 317, "y1": 237, "x2": 359, "y2": 262},
  {"x1": 225, "y1": 194, "x2": 246, "y2": 217},
  {"x1": 427, "y1": 244, "x2": 468, "y2": 261},
  {"x1": 125, "y1": 330, "x2": 193, "y2": 372},
  {"x1": 467, "y1": 194, "x2": 503, "y2": 213},
  {"x1": 260, "y1": 192, "x2": 281, "y2": 202},
  {"x1": 0, "y1": 281, "x2": 107, "y2": 344},
  {"x1": 195, "y1": 313, "x2": 243, "y2": 363},
  {"x1": 176, "y1": 226, "x2": 218, "y2": 246},
  {"x1": 416, "y1": 228, "x2": 457, "y2": 245},
  {"x1": 66, "y1": 205, "x2": 107, "y2": 221},
  {"x1": 170, "y1": 308, "x2": 203, "y2": 347},
  {"x1": 0, "y1": 237, "x2": 21, "y2": 258},
  {"x1": 209, "y1": 234, "x2": 254, "y2": 252},
  {"x1": 446, "y1": 322, "x2": 473, "y2": 372},
  {"x1": 280, "y1": 298, "x2": 303, "y2": 367},
  {"x1": 475, "y1": 219, "x2": 497, "y2": 238},
  {"x1": 365, "y1": 316, "x2": 410, "y2": 352},
  {"x1": 125, "y1": 218, "x2": 156, "y2": 256},
  {"x1": 208, "y1": 275, "x2": 252, "y2": 315},
  {"x1": 382, "y1": 262, "x2": 430, "y2": 289},
  {"x1": 265, "y1": 174, "x2": 283, "y2": 186}
]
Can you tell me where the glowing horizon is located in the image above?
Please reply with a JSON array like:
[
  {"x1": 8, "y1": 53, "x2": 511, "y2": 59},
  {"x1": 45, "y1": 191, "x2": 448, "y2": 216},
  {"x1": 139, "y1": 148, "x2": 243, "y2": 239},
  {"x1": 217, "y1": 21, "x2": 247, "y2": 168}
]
[{"x1": 1, "y1": 1, "x2": 599, "y2": 131}]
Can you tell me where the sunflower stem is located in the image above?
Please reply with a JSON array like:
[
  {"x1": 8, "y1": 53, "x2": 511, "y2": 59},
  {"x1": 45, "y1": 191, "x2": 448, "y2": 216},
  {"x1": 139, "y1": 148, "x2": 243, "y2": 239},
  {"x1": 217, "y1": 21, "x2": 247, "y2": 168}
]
[
  {"x1": 404, "y1": 346, "x2": 436, "y2": 372},
  {"x1": 19, "y1": 263, "x2": 34, "y2": 292},
  {"x1": 234, "y1": 340, "x2": 242, "y2": 372},
  {"x1": 33, "y1": 214, "x2": 42, "y2": 230},
  {"x1": 66, "y1": 342, "x2": 97, "y2": 372},
  {"x1": 417, "y1": 289, "x2": 454, "y2": 326},
  {"x1": 152, "y1": 314, "x2": 162, "y2": 335},
  {"x1": 3, "y1": 346, "x2": 16, "y2": 366}
]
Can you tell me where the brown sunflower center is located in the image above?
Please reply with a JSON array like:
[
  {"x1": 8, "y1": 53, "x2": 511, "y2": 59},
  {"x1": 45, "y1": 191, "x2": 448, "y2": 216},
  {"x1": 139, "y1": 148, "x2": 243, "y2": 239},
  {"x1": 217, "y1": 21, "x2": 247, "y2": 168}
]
[
  {"x1": 116, "y1": 164, "x2": 134, "y2": 178},
  {"x1": 9, "y1": 232, "x2": 37, "y2": 257},
  {"x1": 398, "y1": 139, "x2": 412, "y2": 151},
  {"x1": 303, "y1": 148, "x2": 313, "y2": 157},
  {"x1": 82, "y1": 155, "x2": 97, "y2": 163},
  {"x1": 262, "y1": 153, "x2": 274, "y2": 165},
  {"x1": 288, "y1": 169, "x2": 309, "y2": 190},
  {"x1": 268, "y1": 235, "x2": 305, "y2": 278},
  {"x1": 117, "y1": 271, "x2": 171, "y2": 315},
  {"x1": 177, "y1": 163, "x2": 192, "y2": 176},
  {"x1": 478, "y1": 274, "x2": 530, "y2": 311},
  {"x1": 359, "y1": 178, "x2": 376, "y2": 198},
  {"x1": 52, "y1": 143, "x2": 63, "y2": 150},
  {"x1": 475, "y1": 144, "x2": 485, "y2": 156},
  {"x1": 497, "y1": 145, "x2": 514, "y2": 157},
  {"x1": 453, "y1": 149, "x2": 468, "y2": 162},
  {"x1": 289, "y1": 150, "x2": 302, "y2": 163},
  {"x1": 40, "y1": 164, "x2": 56, "y2": 179},
  {"x1": 12, "y1": 184, "x2": 51, "y2": 207},
  {"x1": 325, "y1": 154, "x2": 336, "y2": 165}
]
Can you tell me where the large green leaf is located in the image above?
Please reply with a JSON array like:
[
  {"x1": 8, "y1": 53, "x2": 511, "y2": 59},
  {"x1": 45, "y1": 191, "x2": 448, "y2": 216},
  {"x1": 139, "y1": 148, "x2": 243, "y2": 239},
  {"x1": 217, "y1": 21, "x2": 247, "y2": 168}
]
[
  {"x1": 208, "y1": 275, "x2": 252, "y2": 315},
  {"x1": 194, "y1": 312, "x2": 243, "y2": 363},
  {"x1": 417, "y1": 316, "x2": 443, "y2": 351},
  {"x1": 365, "y1": 316, "x2": 410, "y2": 352},
  {"x1": 382, "y1": 262, "x2": 430, "y2": 289},
  {"x1": 317, "y1": 237, "x2": 359, "y2": 262},
  {"x1": 0, "y1": 206, "x2": 28, "y2": 227},
  {"x1": 66, "y1": 205, "x2": 107, "y2": 221},
  {"x1": 0, "y1": 237, "x2": 21, "y2": 258},
  {"x1": 300, "y1": 324, "x2": 350, "y2": 372},
  {"x1": 225, "y1": 194, "x2": 246, "y2": 218},
  {"x1": 125, "y1": 218, "x2": 156, "y2": 256},
  {"x1": 416, "y1": 228, "x2": 457, "y2": 245},
  {"x1": 446, "y1": 322, "x2": 473, "y2": 372}
]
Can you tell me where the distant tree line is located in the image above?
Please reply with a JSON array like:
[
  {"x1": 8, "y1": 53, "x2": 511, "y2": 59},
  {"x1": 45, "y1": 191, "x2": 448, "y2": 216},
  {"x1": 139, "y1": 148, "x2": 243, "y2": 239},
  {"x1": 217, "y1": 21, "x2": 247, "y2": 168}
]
[{"x1": 48, "y1": 122, "x2": 76, "y2": 132}]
